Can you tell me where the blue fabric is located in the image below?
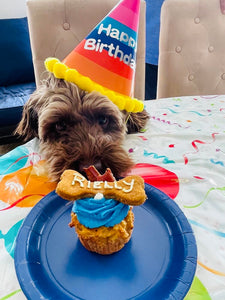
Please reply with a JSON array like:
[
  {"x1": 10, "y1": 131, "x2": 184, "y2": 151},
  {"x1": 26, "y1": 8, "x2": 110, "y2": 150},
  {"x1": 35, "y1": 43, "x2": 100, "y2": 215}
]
[
  {"x1": 145, "y1": 0, "x2": 165, "y2": 66},
  {"x1": 0, "y1": 82, "x2": 36, "y2": 126},
  {"x1": 72, "y1": 196, "x2": 130, "y2": 228},
  {"x1": 0, "y1": 82, "x2": 36, "y2": 109},
  {"x1": 0, "y1": 106, "x2": 23, "y2": 126},
  {"x1": 145, "y1": 63, "x2": 158, "y2": 100},
  {"x1": 0, "y1": 17, "x2": 35, "y2": 86}
]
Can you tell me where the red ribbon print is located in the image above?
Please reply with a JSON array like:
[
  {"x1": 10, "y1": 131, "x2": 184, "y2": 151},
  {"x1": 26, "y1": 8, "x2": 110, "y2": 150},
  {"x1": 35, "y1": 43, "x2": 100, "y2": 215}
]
[{"x1": 183, "y1": 133, "x2": 218, "y2": 164}]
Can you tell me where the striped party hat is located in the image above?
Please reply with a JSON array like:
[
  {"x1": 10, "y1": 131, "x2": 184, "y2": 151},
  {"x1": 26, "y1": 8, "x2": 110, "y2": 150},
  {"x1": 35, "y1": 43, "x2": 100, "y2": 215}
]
[{"x1": 45, "y1": 0, "x2": 143, "y2": 113}]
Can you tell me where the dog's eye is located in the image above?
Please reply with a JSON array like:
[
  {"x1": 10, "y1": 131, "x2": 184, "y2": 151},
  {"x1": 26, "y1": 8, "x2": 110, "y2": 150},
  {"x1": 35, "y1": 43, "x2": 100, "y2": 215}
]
[
  {"x1": 98, "y1": 115, "x2": 109, "y2": 127},
  {"x1": 55, "y1": 121, "x2": 67, "y2": 131}
]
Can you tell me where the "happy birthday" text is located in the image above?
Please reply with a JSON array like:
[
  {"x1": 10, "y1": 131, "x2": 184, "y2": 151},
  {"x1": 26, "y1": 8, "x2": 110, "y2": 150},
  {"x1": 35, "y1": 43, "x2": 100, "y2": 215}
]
[{"x1": 84, "y1": 23, "x2": 136, "y2": 69}]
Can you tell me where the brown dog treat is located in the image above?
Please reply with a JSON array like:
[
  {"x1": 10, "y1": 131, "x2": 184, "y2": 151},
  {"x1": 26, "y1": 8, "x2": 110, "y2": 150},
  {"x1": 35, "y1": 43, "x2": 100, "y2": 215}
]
[
  {"x1": 84, "y1": 166, "x2": 116, "y2": 182},
  {"x1": 83, "y1": 165, "x2": 100, "y2": 182},
  {"x1": 56, "y1": 170, "x2": 147, "y2": 206},
  {"x1": 97, "y1": 168, "x2": 115, "y2": 182}
]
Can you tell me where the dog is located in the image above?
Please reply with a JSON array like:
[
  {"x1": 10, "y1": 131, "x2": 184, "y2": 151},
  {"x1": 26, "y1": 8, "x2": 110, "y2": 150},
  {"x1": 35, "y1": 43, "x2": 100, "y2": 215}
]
[{"x1": 15, "y1": 74, "x2": 149, "y2": 181}]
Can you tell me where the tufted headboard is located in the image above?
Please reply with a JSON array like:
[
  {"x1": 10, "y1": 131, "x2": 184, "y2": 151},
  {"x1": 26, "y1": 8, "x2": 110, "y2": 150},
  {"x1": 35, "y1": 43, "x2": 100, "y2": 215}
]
[
  {"x1": 157, "y1": 0, "x2": 225, "y2": 99},
  {"x1": 26, "y1": 0, "x2": 146, "y2": 101}
]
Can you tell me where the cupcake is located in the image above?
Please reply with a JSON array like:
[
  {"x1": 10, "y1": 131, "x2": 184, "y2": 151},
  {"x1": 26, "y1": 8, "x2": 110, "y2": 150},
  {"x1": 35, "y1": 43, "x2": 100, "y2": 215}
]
[{"x1": 56, "y1": 167, "x2": 146, "y2": 255}]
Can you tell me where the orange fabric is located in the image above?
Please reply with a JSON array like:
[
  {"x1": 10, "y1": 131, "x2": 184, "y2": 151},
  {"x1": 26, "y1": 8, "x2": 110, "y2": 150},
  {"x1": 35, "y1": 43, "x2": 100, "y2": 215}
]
[{"x1": 0, "y1": 161, "x2": 56, "y2": 208}]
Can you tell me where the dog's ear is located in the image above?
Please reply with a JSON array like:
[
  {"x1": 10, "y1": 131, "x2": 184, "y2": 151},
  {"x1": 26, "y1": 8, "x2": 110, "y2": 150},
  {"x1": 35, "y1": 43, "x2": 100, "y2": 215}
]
[
  {"x1": 15, "y1": 91, "x2": 39, "y2": 141},
  {"x1": 126, "y1": 109, "x2": 150, "y2": 133}
]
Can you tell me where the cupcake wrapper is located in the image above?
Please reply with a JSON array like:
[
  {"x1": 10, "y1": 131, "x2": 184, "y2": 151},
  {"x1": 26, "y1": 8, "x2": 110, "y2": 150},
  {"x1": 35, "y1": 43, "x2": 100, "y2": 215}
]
[
  {"x1": 77, "y1": 231, "x2": 133, "y2": 255},
  {"x1": 71, "y1": 209, "x2": 134, "y2": 255}
]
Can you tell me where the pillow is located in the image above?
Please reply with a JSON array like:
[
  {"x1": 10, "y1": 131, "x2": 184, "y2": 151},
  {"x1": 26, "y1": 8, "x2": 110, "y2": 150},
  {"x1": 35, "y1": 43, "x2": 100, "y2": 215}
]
[{"x1": 0, "y1": 17, "x2": 35, "y2": 86}]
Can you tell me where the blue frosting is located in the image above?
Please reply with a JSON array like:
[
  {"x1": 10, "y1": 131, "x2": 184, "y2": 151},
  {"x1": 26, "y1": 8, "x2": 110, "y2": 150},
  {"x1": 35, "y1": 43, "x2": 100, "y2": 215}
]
[{"x1": 72, "y1": 195, "x2": 130, "y2": 229}]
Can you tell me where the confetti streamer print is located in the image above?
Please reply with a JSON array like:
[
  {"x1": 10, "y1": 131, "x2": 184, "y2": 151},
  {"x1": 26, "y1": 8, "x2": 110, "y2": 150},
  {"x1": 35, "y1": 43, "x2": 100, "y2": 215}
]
[
  {"x1": 143, "y1": 150, "x2": 175, "y2": 164},
  {"x1": 183, "y1": 133, "x2": 219, "y2": 164},
  {"x1": 151, "y1": 116, "x2": 190, "y2": 128},
  {"x1": 0, "y1": 289, "x2": 22, "y2": 300},
  {"x1": 184, "y1": 186, "x2": 225, "y2": 209},
  {"x1": 188, "y1": 219, "x2": 225, "y2": 277},
  {"x1": 210, "y1": 159, "x2": 224, "y2": 167},
  {"x1": 188, "y1": 219, "x2": 225, "y2": 238},
  {"x1": 198, "y1": 260, "x2": 225, "y2": 277},
  {"x1": 0, "y1": 194, "x2": 45, "y2": 211},
  {"x1": 205, "y1": 186, "x2": 225, "y2": 198},
  {"x1": 163, "y1": 107, "x2": 212, "y2": 116}
]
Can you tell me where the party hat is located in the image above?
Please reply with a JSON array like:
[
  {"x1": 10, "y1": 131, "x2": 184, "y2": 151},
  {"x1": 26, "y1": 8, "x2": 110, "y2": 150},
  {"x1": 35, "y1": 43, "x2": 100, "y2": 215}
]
[{"x1": 45, "y1": 0, "x2": 144, "y2": 113}]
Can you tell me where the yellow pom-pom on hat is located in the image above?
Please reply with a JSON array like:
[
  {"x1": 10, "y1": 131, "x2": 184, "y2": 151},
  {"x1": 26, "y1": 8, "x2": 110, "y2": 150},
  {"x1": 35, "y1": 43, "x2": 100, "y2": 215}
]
[
  {"x1": 53, "y1": 62, "x2": 68, "y2": 79},
  {"x1": 45, "y1": 57, "x2": 59, "y2": 73},
  {"x1": 65, "y1": 69, "x2": 79, "y2": 84}
]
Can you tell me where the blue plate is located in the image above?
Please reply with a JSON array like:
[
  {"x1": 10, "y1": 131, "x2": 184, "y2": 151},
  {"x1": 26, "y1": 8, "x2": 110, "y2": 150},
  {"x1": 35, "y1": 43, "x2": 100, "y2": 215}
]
[{"x1": 15, "y1": 184, "x2": 197, "y2": 300}]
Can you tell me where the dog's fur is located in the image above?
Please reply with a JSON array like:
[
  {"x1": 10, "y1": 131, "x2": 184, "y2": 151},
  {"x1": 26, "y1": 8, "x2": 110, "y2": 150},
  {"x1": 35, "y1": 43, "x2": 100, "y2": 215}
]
[{"x1": 15, "y1": 74, "x2": 149, "y2": 181}]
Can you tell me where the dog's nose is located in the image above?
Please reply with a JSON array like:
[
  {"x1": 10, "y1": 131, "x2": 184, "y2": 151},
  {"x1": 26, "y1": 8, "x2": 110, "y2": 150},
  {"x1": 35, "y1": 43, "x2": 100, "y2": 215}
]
[{"x1": 92, "y1": 161, "x2": 103, "y2": 172}]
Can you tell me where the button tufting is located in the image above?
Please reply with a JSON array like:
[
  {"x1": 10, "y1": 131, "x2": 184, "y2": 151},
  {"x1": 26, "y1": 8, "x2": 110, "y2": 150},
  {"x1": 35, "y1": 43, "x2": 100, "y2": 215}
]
[
  {"x1": 221, "y1": 73, "x2": 225, "y2": 80},
  {"x1": 208, "y1": 46, "x2": 214, "y2": 53},
  {"x1": 194, "y1": 17, "x2": 200, "y2": 24},
  {"x1": 175, "y1": 46, "x2": 182, "y2": 53},
  {"x1": 188, "y1": 74, "x2": 194, "y2": 81},
  {"x1": 63, "y1": 22, "x2": 70, "y2": 30}
]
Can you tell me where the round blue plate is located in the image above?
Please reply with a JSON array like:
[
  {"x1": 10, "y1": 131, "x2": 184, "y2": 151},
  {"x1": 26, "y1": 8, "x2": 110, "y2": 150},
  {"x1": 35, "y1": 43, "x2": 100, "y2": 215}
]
[{"x1": 15, "y1": 184, "x2": 197, "y2": 300}]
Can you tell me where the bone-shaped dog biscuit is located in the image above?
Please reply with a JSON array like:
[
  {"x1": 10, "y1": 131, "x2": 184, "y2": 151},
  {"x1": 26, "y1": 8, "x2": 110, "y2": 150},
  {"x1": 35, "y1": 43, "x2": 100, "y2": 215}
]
[{"x1": 56, "y1": 170, "x2": 147, "y2": 206}]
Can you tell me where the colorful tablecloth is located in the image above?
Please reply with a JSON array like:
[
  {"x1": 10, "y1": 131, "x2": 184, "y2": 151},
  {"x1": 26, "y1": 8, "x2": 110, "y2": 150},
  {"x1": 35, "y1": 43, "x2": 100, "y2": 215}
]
[{"x1": 0, "y1": 95, "x2": 225, "y2": 299}]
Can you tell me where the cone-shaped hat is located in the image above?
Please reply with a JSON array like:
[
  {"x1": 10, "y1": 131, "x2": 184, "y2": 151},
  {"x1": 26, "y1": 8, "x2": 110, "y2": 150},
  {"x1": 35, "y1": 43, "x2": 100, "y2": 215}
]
[{"x1": 45, "y1": 0, "x2": 143, "y2": 113}]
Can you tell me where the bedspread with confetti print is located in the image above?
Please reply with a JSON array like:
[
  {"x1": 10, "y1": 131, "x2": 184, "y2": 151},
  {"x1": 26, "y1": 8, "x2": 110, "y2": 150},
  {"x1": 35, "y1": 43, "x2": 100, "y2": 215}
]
[{"x1": 0, "y1": 95, "x2": 225, "y2": 299}]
